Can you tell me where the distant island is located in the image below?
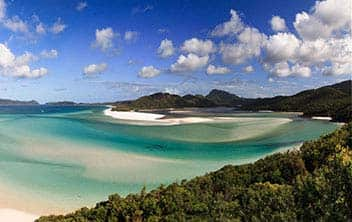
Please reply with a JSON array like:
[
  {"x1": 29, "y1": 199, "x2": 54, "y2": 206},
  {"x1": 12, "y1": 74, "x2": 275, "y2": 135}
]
[
  {"x1": 112, "y1": 80, "x2": 351, "y2": 122},
  {"x1": 0, "y1": 99, "x2": 39, "y2": 106}
]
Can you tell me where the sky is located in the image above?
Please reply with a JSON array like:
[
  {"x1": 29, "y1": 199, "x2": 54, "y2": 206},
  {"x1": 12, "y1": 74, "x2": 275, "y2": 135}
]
[{"x1": 0, "y1": 0, "x2": 351, "y2": 103}]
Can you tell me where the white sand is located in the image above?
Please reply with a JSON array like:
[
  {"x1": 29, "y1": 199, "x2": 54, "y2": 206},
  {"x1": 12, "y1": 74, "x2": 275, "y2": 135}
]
[
  {"x1": 312, "y1": 116, "x2": 332, "y2": 120},
  {"x1": 0, "y1": 209, "x2": 38, "y2": 222},
  {"x1": 104, "y1": 108, "x2": 214, "y2": 125},
  {"x1": 104, "y1": 109, "x2": 165, "y2": 121}
]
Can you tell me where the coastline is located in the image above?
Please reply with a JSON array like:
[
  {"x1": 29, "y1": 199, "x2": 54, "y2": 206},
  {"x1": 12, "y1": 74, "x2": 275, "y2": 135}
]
[{"x1": 103, "y1": 108, "x2": 215, "y2": 125}]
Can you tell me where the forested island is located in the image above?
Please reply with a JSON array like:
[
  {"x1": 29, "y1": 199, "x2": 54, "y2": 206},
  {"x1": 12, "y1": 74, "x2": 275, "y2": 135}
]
[
  {"x1": 113, "y1": 80, "x2": 351, "y2": 122},
  {"x1": 37, "y1": 122, "x2": 351, "y2": 221}
]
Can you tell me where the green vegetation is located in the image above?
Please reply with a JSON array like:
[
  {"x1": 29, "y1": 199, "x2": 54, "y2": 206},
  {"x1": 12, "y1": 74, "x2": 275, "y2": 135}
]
[
  {"x1": 112, "y1": 92, "x2": 216, "y2": 111},
  {"x1": 112, "y1": 80, "x2": 351, "y2": 122},
  {"x1": 242, "y1": 80, "x2": 351, "y2": 122},
  {"x1": 37, "y1": 122, "x2": 352, "y2": 221}
]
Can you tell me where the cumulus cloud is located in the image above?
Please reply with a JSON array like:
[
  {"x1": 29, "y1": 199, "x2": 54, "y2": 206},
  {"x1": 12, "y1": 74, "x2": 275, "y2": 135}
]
[
  {"x1": 206, "y1": 65, "x2": 230, "y2": 75},
  {"x1": 133, "y1": 0, "x2": 351, "y2": 79},
  {"x1": 294, "y1": 0, "x2": 351, "y2": 40},
  {"x1": 264, "y1": 62, "x2": 311, "y2": 77},
  {"x1": 157, "y1": 39, "x2": 175, "y2": 58},
  {"x1": 83, "y1": 63, "x2": 107, "y2": 75},
  {"x1": 2, "y1": 16, "x2": 28, "y2": 33},
  {"x1": 124, "y1": 30, "x2": 139, "y2": 41},
  {"x1": 243, "y1": 65, "x2": 254, "y2": 73},
  {"x1": 0, "y1": 43, "x2": 48, "y2": 78},
  {"x1": 76, "y1": 2, "x2": 87, "y2": 11},
  {"x1": 215, "y1": 0, "x2": 352, "y2": 78},
  {"x1": 93, "y1": 27, "x2": 116, "y2": 52},
  {"x1": 211, "y1": 9, "x2": 244, "y2": 37},
  {"x1": 270, "y1": 16, "x2": 287, "y2": 32},
  {"x1": 36, "y1": 22, "x2": 46, "y2": 34},
  {"x1": 170, "y1": 53, "x2": 209, "y2": 72},
  {"x1": 220, "y1": 27, "x2": 266, "y2": 64},
  {"x1": 50, "y1": 18, "x2": 66, "y2": 34},
  {"x1": 264, "y1": 32, "x2": 301, "y2": 63},
  {"x1": 40, "y1": 49, "x2": 58, "y2": 59},
  {"x1": 139, "y1": 66, "x2": 161, "y2": 78},
  {"x1": 181, "y1": 38, "x2": 216, "y2": 56}
]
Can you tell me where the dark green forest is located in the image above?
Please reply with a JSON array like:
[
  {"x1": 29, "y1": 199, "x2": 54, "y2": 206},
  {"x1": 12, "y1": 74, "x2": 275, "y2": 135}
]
[{"x1": 37, "y1": 122, "x2": 352, "y2": 222}]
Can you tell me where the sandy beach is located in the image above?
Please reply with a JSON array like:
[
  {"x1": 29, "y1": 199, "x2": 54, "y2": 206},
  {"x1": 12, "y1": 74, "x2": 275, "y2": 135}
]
[
  {"x1": 104, "y1": 108, "x2": 215, "y2": 125},
  {"x1": 312, "y1": 116, "x2": 332, "y2": 121}
]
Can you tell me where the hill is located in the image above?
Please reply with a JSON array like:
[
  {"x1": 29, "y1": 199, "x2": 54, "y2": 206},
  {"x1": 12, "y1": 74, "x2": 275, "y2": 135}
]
[
  {"x1": 241, "y1": 80, "x2": 351, "y2": 122},
  {"x1": 205, "y1": 89, "x2": 247, "y2": 106},
  {"x1": 0, "y1": 99, "x2": 39, "y2": 105},
  {"x1": 45, "y1": 101, "x2": 77, "y2": 106},
  {"x1": 112, "y1": 80, "x2": 351, "y2": 122},
  {"x1": 37, "y1": 122, "x2": 352, "y2": 221},
  {"x1": 112, "y1": 92, "x2": 216, "y2": 111}
]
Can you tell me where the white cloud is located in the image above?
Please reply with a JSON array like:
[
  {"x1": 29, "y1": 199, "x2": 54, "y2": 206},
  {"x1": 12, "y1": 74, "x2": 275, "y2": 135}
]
[
  {"x1": 270, "y1": 16, "x2": 287, "y2": 32},
  {"x1": 124, "y1": 31, "x2": 139, "y2": 41},
  {"x1": 0, "y1": 43, "x2": 48, "y2": 78},
  {"x1": 76, "y1": 2, "x2": 87, "y2": 11},
  {"x1": 0, "y1": 0, "x2": 5, "y2": 20},
  {"x1": 243, "y1": 65, "x2": 254, "y2": 73},
  {"x1": 83, "y1": 63, "x2": 107, "y2": 75},
  {"x1": 29, "y1": 67, "x2": 48, "y2": 78},
  {"x1": 294, "y1": 0, "x2": 351, "y2": 40},
  {"x1": 264, "y1": 32, "x2": 301, "y2": 63},
  {"x1": 93, "y1": 27, "x2": 115, "y2": 51},
  {"x1": 157, "y1": 39, "x2": 175, "y2": 58},
  {"x1": 139, "y1": 66, "x2": 161, "y2": 78},
  {"x1": 264, "y1": 62, "x2": 311, "y2": 77},
  {"x1": 2, "y1": 16, "x2": 28, "y2": 33},
  {"x1": 206, "y1": 65, "x2": 230, "y2": 75},
  {"x1": 220, "y1": 28, "x2": 266, "y2": 65},
  {"x1": 181, "y1": 38, "x2": 216, "y2": 56},
  {"x1": 322, "y1": 63, "x2": 352, "y2": 76},
  {"x1": 36, "y1": 22, "x2": 46, "y2": 34},
  {"x1": 40, "y1": 49, "x2": 58, "y2": 59},
  {"x1": 145, "y1": 1, "x2": 351, "y2": 78},
  {"x1": 211, "y1": 9, "x2": 244, "y2": 37},
  {"x1": 170, "y1": 53, "x2": 209, "y2": 72},
  {"x1": 50, "y1": 18, "x2": 66, "y2": 34}
]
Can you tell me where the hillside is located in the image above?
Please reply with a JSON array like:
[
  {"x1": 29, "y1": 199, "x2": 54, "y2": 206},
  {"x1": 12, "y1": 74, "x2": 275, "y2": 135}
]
[
  {"x1": 0, "y1": 99, "x2": 39, "y2": 105},
  {"x1": 112, "y1": 93, "x2": 216, "y2": 111},
  {"x1": 37, "y1": 123, "x2": 352, "y2": 221},
  {"x1": 205, "y1": 89, "x2": 247, "y2": 106},
  {"x1": 242, "y1": 80, "x2": 351, "y2": 122},
  {"x1": 112, "y1": 80, "x2": 351, "y2": 122},
  {"x1": 45, "y1": 101, "x2": 77, "y2": 106}
]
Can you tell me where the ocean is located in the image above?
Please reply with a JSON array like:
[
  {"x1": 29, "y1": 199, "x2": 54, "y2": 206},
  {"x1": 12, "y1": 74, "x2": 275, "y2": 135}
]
[{"x1": 0, "y1": 105, "x2": 339, "y2": 214}]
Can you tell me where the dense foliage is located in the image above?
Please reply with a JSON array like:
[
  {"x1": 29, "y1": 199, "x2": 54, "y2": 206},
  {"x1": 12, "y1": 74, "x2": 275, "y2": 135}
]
[
  {"x1": 112, "y1": 92, "x2": 216, "y2": 111},
  {"x1": 37, "y1": 123, "x2": 352, "y2": 222},
  {"x1": 112, "y1": 80, "x2": 351, "y2": 122},
  {"x1": 242, "y1": 80, "x2": 351, "y2": 122}
]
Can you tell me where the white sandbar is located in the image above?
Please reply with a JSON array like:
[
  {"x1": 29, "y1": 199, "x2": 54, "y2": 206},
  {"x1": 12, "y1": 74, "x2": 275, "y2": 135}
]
[{"x1": 312, "y1": 116, "x2": 332, "y2": 120}]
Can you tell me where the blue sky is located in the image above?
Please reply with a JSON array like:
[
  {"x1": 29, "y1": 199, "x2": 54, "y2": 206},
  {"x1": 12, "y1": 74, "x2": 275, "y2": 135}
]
[{"x1": 0, "y1": 0, "x2": 350, "y2": 103}]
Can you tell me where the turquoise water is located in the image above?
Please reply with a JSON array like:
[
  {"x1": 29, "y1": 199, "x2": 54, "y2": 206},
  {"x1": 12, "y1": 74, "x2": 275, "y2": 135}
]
[{"x1": 0, "y1": 106, "x2": 340, "y2": 214}]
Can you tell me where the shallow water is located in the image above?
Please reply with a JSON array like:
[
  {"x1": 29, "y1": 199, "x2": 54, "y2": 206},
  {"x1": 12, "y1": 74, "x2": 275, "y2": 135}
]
[{"x1": 0, "y1": 105, "x2": 340, "y2": 214}]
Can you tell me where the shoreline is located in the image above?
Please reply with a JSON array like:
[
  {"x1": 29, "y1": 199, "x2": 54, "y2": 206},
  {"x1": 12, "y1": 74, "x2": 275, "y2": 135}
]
[
  {"x1": 103, "y1": 108, "x2": 216, "y2": 125},
  {"x1": 103, "y1": 108, "x2": 296, "y2": 126}
]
